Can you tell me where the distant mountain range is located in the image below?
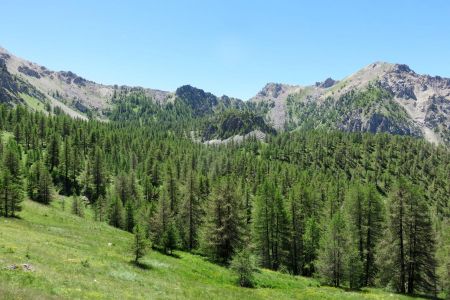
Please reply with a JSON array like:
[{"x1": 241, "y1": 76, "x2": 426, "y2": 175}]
[{"x1": 1, "y1": 46, "x2": 449, "y2": 144}]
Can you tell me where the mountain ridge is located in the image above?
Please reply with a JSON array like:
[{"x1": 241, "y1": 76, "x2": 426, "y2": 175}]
[{"x1": 0, "y1": 46, "x2": 449, "y2": 144}]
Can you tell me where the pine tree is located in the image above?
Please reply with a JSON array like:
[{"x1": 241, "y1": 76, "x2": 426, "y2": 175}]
[
  {"x1": 303, "y1": 217, "x2": 320, "y2": 276},
  {"x1": 162, "y1": 220, "x2": 179, "y2": 255},
  {"x1": 201, "y1": 177, "x2": 244, "y2": 264},
  {"x1": 95, "y1": 195, "x2": 107, "y2": 222},
  {"x1": 109, "y1": 196, "x2": 125, "y2": 229},
  {"x1": 71, "y1": 195, "x2": 85, "y2": 217},
  {"x1": 46, "y1": 132, "x2": 60, "y2": 173},
  {"x1": 286, "y1": 183, "x2": 308, "y2": 275},
  {"x1": 363, "y1": 184, "x2": 384, "y2": 286},
  {"x1": 151, "y1": 187, "x2": 172, "y2": 248},
  {"x1": 125, "y1": 201, "x2": 135, "y2": 233},
  {"x1": 179, "y1": 170, "x2": 203, "y2": 251},
  {"x1": 379, "y1": 178, "x2": 438, "y2": 294},
  {"x1": 59, "y1": 137, "x2": 74, "y2": 194},
  {"x1": 316, "y1": 211, "x2": 348, "y2": 287},
  {"x1": 0, "y1": 140, "x2": 23, "y2": 217},
  {"x1": 253, "y1": 179, "x2": 289, "y2": 270},
  {"x1": 165, "y1": 164, "x2": 178, "y2": 214},
  {"x1": 345, "y1": 184, "x2": 384, "y2": 286},
  {"x1": 132, "y1": 224, "x2": 149, "y2": 263},
  {"x1": 0, "y1": 169, "x2": 23, "y2": 217},
  {"x1": 87, "y1": 147, "x2": 107, "y2": 203},
  {"x1": 230, "y1": 248, "x2": 257, "y2": 288},
  {"x1": 28, "y1": 161, "x2": 53, "y2": 204}
]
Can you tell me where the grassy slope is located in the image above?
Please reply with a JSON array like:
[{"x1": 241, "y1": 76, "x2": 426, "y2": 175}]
[
  {"x1": 18, "y1": 93, "x2": 46, "y2": 113},
  {"x1": 0, "y1": 200, "x2": 422, "y2": 300}
]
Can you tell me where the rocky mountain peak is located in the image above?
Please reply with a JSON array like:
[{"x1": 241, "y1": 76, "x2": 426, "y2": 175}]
[
  {"x1": 258, "y1": 83, "x2": 286, "y2": 98},
  {"x1": 315, "y1": 78, "x2": 337, "y2": 88}
]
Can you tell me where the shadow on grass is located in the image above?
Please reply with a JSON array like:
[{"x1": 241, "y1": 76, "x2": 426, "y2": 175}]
[
  {"x1": 130, "y1": 260, "x2": 153, "y2": 270},
  {"x1": 4, "y1": 215, "x2": 22, "y2": 220},
  {"x1": 151, "y1": 247, "x2": 181, "y2": 259}
]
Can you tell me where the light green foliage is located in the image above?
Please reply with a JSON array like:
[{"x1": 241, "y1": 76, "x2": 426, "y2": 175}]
[
  {"x1": 162, "y1": 220, "x2": 179, "y2": 255},
  {"x1": 71, "y1": 195, "x2": 85, "y2": 217},
  {"x1": 316, "y1": 211, "x2": 348, "y2": 287},
  {"x1": 0, "y1": 102, "x2": 447, "y2": 298},
  {"x1": 132, "y1": 223, "x2": 149, "y2": 263},
  {"x1": 27, "y1": 161, "x2": 53, "y2": 205},
  {"x1": 0, "y1": 200, "x2": 422, "y2": 299},
  {"x1": 286, "y1": 85, "x2": 418, "y2": 135},
  {"x1": 230, "y1": 248, "x2": 258, "y2": 287}
]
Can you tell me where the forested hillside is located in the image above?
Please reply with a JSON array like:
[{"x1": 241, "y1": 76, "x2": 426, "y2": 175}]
[{"x1": 0, "y1": 102, "x2": 449, "y2": 298}]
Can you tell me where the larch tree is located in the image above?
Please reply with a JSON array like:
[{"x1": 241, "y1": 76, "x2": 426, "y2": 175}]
[
  {"x1": 379, "y1": 178, "x2": 438, "y2": 295},
  {"x1": 316, "y1": 210, "x2": 348, "y2": 287},
  {"x1": 253, "y1": 179, "x2": 289, "y2": 271},
  {"x1": 201, "y1": 177, "x2": 245, "y2": 264}
]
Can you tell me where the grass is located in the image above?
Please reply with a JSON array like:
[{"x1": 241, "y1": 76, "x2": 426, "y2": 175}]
[
  {"x1": 19, "y1": 93, "x2": 46, "y2": 113},
  {"x1": 0, "y1": 199, "x2": 424, "y2": 300}
]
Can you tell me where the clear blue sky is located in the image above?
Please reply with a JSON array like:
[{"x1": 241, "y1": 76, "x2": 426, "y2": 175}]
[{"x1": 1, "y1": 0, "x2": 449, "y2": 99}]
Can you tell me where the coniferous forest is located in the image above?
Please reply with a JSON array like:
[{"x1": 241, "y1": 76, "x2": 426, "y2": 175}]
[{"x1": 1, "y1": 91, "x2": 449, "y2": 298}]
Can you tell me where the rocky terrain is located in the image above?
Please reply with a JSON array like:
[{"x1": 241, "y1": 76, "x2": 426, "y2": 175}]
[
  {"x1": 0, "y1": 47, "x2": 169, "y2": 119},
  {"x1": 250, "y1": 62, "x2": 450, "y2": 144}
]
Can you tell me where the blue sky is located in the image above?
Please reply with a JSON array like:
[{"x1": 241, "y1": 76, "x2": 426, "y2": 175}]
[{"x1": 1, "y1": 0, "x2": 449, "y2": 99}]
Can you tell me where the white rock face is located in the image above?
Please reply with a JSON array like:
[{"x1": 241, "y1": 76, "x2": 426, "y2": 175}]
[{"x1": 204, "y1": 130, "x2": 266, "y2": 145}]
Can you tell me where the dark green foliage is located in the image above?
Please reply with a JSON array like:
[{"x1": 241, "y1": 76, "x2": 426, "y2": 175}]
[
  {"x1": 0, "y1": 168, "x2": 23, "y2": 217},
  {"x1": 202, "y1": 109, "x2": 275, "y2": 141},
  {"x1": 0, "y1": 139, "x2": 23, "y2": 217},
  {"x1": 162, "y1": 220, "x2": 179, "y2": 255},
  {"x1": 95, "y1": 195, "x2": 107, "y2": 222},
  {"x1": 109, "y1": 196, "x2": 125, "y2": 229},
  {"x1": 125, "y1": 201, "x2": 135, "y2": 233},
  {"x1": 151, "y1": 187, "x2": 172, "y2": 248},
  {"x1": 179, "y1": 170, "x2": 204, "y2": 251},
  {"x1": 175, "y1": 85, "x2": 243, "y2": 117},
  {"x1": 86, "y1": 147, "x2": 108, "y2": 203},
  {"x1": 28, "y1": 161, "x2": 53, "y2": 204}
]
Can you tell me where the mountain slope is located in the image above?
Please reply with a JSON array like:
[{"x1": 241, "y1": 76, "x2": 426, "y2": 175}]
[
  {"x1": 0, "y1": 46, "x2": 169, "y2": 119},
  {"x1": 251, "y1": 62, "x2": 450, "y2": 144},
  {"x1": 1, "y1": 46, "x2": 449, "y2": 144},
  {"x1": 0, "y1": 200, "x2": 420, "y2": 300}
]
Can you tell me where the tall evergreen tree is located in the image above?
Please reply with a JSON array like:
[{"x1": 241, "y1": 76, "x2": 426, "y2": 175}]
[
  {"x1": 0, "y1": 140, "x2": 23, "y2": 217},
  {"x1": 253, "y1": 179, "x2": 289, "y2": 270},
  {"x1": 151, "y1": 187, "x2": 173, "y2": 248},
  {"x1": 87, "y1": 147, "x2": 107, "y2": 203},
  {"x1": 132, "y1": 224, "x2": 149, "y2": 263},
  {"x1": 345, "y1": 184, "x2": 384, "y2": 286},
  {"x1": 179, "y1": 170, "x2": 203, "y2": 251},
  {"x1": 28, "y1": 161, "x2": 53, "y2": 204},
  {"x1": 201, "y1": 177, "x2": 244, "y2": 264},
  {"x1": 316, "y1": 211, "x2": 348, "y2": 287},
  {"x1": 109, "y1": 195, "x2": 125, "y2": 229},
  {"x1": 379, "y1": 178, "x2": 438, "y2": 294}
]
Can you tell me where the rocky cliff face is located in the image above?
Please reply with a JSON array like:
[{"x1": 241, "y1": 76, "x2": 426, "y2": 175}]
[{"x1": 251, "y1": 62, "x2": 450, "y2": 144}]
